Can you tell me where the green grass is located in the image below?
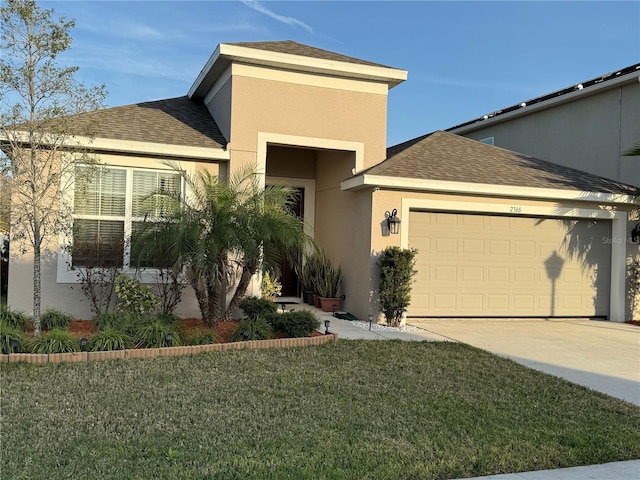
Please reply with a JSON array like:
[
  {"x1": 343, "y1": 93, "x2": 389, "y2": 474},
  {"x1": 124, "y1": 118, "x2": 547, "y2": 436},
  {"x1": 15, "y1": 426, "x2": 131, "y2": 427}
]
[{"x1": 1, "y1": 341, "x2": 639, "y2": 480}]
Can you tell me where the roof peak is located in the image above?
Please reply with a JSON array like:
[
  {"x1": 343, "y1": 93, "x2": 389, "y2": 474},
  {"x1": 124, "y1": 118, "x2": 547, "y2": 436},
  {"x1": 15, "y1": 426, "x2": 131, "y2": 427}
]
[
  {"x1": 224, "y1": 40, "x2": 396, "y2": 69},
  {"x1": 189, "y1": 40, "x2": 407, "y2": 100}
]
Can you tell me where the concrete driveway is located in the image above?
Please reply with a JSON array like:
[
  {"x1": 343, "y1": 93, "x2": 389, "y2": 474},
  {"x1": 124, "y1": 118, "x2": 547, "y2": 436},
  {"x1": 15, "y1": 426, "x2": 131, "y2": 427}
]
[{"x1": 408, "y1": 318, "x2": 640, "y2": 406}]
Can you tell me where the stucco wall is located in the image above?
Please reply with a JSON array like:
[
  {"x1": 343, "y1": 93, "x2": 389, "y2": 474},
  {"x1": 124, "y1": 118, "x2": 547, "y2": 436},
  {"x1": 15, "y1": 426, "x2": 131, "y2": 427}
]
[
  {"x1": 227, "y1": 64, "x2": 388, "y2": 173},
  {"x1": 313, "y1": 150, "x2": 373, "y2": 319},
  {"x1": 458, "y1": 81, "x2": 640, "y2": 186},
  {"x1": 266, "y1": 146, "x2": 317, "y2": 179},
  {"x1": 204, "y1": 74, "x2": 232, "y2": 144}
]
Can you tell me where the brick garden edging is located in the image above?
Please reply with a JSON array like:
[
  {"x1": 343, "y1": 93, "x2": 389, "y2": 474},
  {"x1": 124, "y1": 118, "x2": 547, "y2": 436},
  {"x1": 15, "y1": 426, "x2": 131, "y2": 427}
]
[{"x1": 0, "y1": 333, "x2": 339, "y2": 364}]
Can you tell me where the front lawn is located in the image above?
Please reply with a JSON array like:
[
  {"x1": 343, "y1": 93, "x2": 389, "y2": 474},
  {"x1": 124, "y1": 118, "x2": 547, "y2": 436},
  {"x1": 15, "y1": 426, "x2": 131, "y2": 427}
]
[{"x1": 1, "y1": 341, "x2": 639, "y2": 479}]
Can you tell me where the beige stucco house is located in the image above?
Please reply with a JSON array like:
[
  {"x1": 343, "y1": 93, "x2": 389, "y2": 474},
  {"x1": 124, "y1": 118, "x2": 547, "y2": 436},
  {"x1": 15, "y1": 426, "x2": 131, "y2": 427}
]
[{"x1": 6, "y1": 41, "x2": 640, "y2": 322}]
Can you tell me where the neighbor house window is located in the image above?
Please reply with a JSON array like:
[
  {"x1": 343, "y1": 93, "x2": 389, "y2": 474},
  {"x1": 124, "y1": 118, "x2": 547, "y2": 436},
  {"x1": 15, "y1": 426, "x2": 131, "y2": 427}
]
[
  {"x1": 480, "y1": 137, "x2": 494, "y2": 146},
  {"x1": 71, "y1": 166, "x2": 181, "y2": 269}
]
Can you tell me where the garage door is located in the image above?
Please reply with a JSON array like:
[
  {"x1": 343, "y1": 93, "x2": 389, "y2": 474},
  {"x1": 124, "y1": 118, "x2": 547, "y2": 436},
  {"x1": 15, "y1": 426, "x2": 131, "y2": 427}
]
[{"x1": 408, "y1": 211, "x2": 611, "y2": 317}]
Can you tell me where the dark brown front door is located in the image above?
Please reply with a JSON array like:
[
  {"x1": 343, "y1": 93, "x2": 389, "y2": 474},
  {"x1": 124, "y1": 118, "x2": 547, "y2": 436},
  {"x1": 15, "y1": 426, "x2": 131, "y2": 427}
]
[{"x1": 279, "y1": 187, "x2": 304, "y2": 297}]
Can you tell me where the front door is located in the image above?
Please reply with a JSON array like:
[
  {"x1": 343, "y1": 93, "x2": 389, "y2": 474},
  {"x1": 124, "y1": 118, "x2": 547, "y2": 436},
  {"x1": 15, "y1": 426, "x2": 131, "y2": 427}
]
[{"x1": 279, "y1": 187, "x2": 304, "y2": 297}]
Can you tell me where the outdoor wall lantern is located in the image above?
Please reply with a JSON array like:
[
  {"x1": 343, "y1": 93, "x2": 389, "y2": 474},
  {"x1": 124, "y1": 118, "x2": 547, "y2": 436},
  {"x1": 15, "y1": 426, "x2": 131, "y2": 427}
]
[
  {"x1": 385, "y1": 209, "x2": 401, "y2": 235},
  {"x1": 632, "y1": 223, "x2": 640, "y2": 243},
  {"x1": 80, "y1": 337, "x2": 88, "y2": 352},
  {"x1": 324, "y1": 319, "x2": 331, "y2": 335}
]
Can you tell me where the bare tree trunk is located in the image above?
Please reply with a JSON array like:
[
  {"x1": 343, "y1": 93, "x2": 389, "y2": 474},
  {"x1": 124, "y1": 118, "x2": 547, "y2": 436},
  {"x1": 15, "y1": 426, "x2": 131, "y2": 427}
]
[
  {"x1": 33, "y1": 219, "x2": 41, "y2": 337},
  {"x1": 224, "y1": 264, "x2": 256, "y2": 321},
  {"x1": 206, "y1": 272, "x2": 219, "y2": 326}
]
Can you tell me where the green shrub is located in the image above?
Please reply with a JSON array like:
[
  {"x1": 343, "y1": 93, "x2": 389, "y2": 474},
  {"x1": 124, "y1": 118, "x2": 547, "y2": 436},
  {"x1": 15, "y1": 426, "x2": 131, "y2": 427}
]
[
  {"x1": 88, "y1": 326, "x2": 133, "y2": 351},
  {"x1": 31, "y1": 328, "x2": 79, "y2": 354},
  {"x1": 377, "y1": 246, "x2": 418, "y2": 327},
  {"x1": 92, "y1": 312, "x2": 138, "y2": 335},
  {"x1": 0, "y1": 321, "x2": 24, "y2": 353},
  {"x1": 41, "y1": 308, "x2": 73, "y2": 331},
  {"x1": 155, "y1": 312, "x2": 180, "y2": 326},
  {"x1": 135, "y1": 321, "x2": 181, "y2": 348},
  {"x1": 115, "y1": 274, "x2": 159, "y2": 317},
  {"x1": 270, "y1": 310, "x2": 320, "y2": 338},
  {"x1": 0, "y1": 306, "x2": 30, "y2": 330},
  {"x1": 186, "y1": 330, "x2": 218, "y2": 345},
  {"x1": 230, "y1": 318, "x2": 273, "y2": 342},
  {"x1": 239, "y1": 296, "x2": 277, "y2": 320},
  {"x1": 260, "y1": 271, "x2": 282, "y2": 302}
]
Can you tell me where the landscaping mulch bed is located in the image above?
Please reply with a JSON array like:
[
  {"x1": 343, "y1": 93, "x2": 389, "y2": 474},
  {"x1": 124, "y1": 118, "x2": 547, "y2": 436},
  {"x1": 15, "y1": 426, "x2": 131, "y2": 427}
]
[{"x1": 28, "y1": 318, "x2": 322, "y2": 345}]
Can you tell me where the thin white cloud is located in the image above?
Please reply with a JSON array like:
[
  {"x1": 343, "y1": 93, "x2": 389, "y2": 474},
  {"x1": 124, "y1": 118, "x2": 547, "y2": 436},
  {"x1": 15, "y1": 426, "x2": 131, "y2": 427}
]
[
  {"x1": 241, "y1": 0, "x2": 313, "y2": 33},
  {"x1": 77, "y1": 19, "x2": 165, "y2": 42}
]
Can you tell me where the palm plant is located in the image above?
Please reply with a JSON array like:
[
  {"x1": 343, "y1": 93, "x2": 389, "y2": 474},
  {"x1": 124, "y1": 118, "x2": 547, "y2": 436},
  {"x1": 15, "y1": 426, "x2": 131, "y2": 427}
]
[{"x1": 133, "y1": 165, "x2": 308, "y2": 325}]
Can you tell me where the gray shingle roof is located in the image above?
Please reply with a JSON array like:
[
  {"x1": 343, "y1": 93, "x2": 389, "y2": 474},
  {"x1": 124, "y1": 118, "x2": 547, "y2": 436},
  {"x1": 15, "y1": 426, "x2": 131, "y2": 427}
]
[
  {"x1": 228, "y1": 40, "x2": 393, "y2": 69},
  {"x1": 68, "y1": 96, "x2": 226, "y2": 149},
  {"x1": 366, "y1": 131, "x2": 635, "y2": 194}
]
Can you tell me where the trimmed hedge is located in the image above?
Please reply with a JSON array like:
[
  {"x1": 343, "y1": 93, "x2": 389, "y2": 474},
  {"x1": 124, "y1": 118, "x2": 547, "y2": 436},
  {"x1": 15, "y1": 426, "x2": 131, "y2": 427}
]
[{"x1": 270, "y1": 310, "x2": 320, "y2": 338}]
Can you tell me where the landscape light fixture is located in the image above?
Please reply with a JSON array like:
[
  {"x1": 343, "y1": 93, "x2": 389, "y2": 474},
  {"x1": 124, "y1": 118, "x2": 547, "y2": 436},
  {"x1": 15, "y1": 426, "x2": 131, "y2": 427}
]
[
  {"x1": 165, "y1": 333, "x2": 173, "y2": 346},
  {"x1": 324, "y1": 319, "x2": 331, "y2": 335},
  {"x1": 368, "y1": 314, "x2": 373, "y2": 331},
  {"x1": 10, "y1": 338, "x2": 19, "y2": 353},
  {"x1": 385, "y1": 209, "x2": 401, "y2": 235},
  {"x1": 80, "y1": 337, "x2": 88, "y2": 351}
]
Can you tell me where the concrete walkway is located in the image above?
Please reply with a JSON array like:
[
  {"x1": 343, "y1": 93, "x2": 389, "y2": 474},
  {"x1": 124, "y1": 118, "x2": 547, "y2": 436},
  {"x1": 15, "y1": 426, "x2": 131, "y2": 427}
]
[
  {"x1": 461, "y1": 459, "x2": 640, "y2": 479},
  {"x1": 304, "y1": 307, "x2": 640, "y2": 480}
]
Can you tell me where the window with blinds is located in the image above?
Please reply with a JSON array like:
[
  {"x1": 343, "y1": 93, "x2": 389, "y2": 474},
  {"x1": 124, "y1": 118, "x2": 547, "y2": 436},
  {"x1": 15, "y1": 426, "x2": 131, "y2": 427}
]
[{"x1": 71, "y1": 166, "x2": 182, "y2": 269}]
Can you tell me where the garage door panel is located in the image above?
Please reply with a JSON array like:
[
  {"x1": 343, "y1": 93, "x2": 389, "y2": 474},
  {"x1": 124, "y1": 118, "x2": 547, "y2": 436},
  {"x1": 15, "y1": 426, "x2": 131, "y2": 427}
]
[
  {"x1": 408, "y1": 211, "x2": 611, "y2": 317},
  {"x1": 488, "y1": 267, "x2": 509, "y2": 282},
  {"x1": 514, "y1": 241, "x2": 535, "y2": 256},
  {"x1": 462, "y1": 238, "x2": 484, "y2": 254},
  {"x1": 489, "y1": 240, "x2": 510, "y2": 255},
  {"x1": 461, "y1": 267, "x2": 483, "y2": 282},
  {"x1": 434, "y1": 238, "x2": 458, "y2": 254}
]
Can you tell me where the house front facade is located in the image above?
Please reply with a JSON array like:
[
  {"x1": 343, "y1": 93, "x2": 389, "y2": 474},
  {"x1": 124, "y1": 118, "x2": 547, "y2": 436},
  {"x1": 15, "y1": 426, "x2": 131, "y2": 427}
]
[{"x1": 6, "y1": 41, "x2": 639, "y2": 322}]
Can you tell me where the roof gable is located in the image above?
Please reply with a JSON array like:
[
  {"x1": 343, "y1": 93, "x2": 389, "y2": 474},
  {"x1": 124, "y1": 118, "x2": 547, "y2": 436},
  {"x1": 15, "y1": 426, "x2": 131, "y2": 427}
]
[
  {"x1": 68, "y1": 96, "x2": 226, "y2": 150},
  {"x1": 366, "y1": 131, "x2": 635, "y2": 195}
]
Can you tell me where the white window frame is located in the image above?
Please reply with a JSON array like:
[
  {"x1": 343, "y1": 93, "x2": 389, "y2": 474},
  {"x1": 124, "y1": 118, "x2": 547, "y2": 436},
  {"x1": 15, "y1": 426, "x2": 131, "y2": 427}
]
[{"x1": 57, "y1": 164, "x2": 185, "y2": 283}]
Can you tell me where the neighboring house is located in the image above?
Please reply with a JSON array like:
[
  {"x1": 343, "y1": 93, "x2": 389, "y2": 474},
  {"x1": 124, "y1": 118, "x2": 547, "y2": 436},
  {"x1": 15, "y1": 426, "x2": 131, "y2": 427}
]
[
  {"x1": 448, "y1": 64, "x2": 640, "y2": 186},
  {"x1": 4, "y1": 41, "x2": 639, "y2": 322}
]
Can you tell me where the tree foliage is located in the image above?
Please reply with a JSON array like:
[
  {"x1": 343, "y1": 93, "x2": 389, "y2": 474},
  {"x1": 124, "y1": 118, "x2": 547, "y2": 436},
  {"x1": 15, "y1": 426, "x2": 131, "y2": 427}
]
[
  {"x1": 0, "y1": 0, "x2": 106, "y2": 335},
  {"x1": 133, "y1": 165, "x2": 308, "y2": 325}
]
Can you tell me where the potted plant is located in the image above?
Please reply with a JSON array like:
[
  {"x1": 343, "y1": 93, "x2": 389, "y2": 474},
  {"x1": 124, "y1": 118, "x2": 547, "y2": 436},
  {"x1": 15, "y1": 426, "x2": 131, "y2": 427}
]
[
  {"x1": 296, "y1": 249, "x2": 322, "y2": 306},
  {"x1": 316, "y1": 252, "x2": 343, "y2": 312}
]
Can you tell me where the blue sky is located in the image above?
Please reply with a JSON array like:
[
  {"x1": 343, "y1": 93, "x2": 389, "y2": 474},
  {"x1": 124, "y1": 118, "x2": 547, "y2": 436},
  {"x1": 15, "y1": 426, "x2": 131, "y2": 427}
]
[{"x1": 47, "y1": 0, "x2": 640, "y2": 147}]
